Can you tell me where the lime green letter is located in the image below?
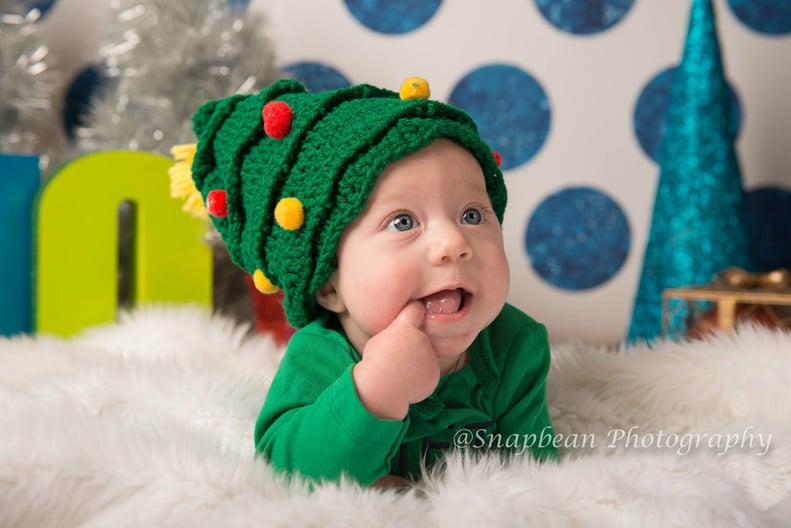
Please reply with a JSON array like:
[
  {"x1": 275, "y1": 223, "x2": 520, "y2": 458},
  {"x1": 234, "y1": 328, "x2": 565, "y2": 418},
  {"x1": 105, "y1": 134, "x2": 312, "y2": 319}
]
[{"x1": 36, "y1": 151, "x2": 212, "y2": 336}]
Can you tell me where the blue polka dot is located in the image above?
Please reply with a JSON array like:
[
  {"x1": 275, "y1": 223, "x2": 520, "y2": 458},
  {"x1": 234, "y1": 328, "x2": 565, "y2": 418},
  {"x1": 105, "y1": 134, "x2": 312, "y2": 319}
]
[
  {"x1": 748, "y1": 187, "x2": 791, "y2": 271},
  {"x1": 343, "y1": 0, "x2": 442, "y2": 35},
  {"x1": 525, "y1": 187, "x2": 630, "y2": 290},
  {"x1": 534, "y1": 0, "x2": 635, "y2": 35},
  {"x1": 726, "y1": 0, "x2": 791, "y2": 35},
  {"x1": 282, "y1": 62, "x2": 351, "y2": 93},
  {"x1": 227, "y1": 0, "x2": 250, "y2": 11},
  {"x1": 448, "y1": 64, "x2": 550, "y2": 170},
  {"x1": 634, "y1": 66, "x2": 741, "y2": 163},
  {"x1": 63, "y1": 64, "x2": 107, "y2": 138},
  {"x1": 24, "y1": 0, "x2": 57, "y2": 17}
]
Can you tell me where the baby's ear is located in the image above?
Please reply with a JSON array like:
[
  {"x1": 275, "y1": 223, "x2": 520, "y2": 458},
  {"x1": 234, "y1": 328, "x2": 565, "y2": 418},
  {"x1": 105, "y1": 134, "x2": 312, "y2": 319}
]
[{"x1": 316, "y1": 274, "x2": 345, "y2": 314}]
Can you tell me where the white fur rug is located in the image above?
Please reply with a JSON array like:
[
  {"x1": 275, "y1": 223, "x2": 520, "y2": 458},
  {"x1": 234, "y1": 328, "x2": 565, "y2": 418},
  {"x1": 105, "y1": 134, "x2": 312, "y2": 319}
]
[{"x1": 2, "y1": 306, "x2": 791, "y2": 527}]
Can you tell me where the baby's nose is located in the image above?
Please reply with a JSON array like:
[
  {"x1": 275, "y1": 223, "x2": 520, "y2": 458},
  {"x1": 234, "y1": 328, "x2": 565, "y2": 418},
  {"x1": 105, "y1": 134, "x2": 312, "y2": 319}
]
[{"x1": 429, "y1": 224, "x2": 473, "y2": 264}]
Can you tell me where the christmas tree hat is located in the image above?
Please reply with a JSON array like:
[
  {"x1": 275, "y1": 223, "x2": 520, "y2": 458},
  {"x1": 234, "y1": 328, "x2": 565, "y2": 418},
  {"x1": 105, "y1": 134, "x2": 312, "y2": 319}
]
[{"x1": 171, "y1": 77, "x2": 506, "y2": 328}]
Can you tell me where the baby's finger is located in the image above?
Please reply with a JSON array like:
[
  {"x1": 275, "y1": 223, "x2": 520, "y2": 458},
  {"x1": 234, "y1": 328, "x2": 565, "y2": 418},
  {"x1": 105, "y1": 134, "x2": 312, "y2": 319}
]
[{"x1": 395, "y1": 300, "x2": 426, "y2": 329}]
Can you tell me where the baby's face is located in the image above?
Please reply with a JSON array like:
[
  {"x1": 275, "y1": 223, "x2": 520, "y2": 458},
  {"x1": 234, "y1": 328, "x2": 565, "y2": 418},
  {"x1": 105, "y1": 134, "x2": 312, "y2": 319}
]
[{"x1": 324, "y1": 139, "x2": 510, "y2": 359}]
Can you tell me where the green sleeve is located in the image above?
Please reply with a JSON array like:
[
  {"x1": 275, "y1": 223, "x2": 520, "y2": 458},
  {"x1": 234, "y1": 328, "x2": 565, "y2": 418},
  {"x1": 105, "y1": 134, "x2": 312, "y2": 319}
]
[
  {"x1": 254, "y1": 323, "x2": 408, "y2": 485},
  {"x1": 489, "y1": 306, "x2": 558, "y2": 461}
]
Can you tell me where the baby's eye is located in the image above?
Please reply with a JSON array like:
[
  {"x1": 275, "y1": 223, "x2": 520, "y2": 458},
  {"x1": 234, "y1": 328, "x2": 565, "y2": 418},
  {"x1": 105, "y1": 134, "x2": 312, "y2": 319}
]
[
  {"x1": 386, "y1": 213, "x2": 416, "y2": 232},
  {"x1": 461, "y1": 208, "x2": 483, "y2": 225}
]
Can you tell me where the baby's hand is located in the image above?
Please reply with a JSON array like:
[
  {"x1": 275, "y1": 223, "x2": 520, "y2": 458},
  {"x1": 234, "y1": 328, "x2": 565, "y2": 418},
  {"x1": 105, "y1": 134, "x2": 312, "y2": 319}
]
[{"x1": 352, "y1": 301, "x2": 441, "y2": 420}]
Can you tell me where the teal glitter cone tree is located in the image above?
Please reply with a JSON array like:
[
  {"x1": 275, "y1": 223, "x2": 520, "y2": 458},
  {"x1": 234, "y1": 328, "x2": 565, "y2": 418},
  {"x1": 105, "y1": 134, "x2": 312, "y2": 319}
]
[{"x1": 627, "y1": 0, "x2": 757, "y2": 342}]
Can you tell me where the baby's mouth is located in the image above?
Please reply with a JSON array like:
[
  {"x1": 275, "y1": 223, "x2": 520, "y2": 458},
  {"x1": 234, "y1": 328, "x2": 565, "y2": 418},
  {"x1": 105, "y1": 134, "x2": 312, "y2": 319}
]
[{"x1": 422, "y1": 288, "x2": 467, "y2": 315}]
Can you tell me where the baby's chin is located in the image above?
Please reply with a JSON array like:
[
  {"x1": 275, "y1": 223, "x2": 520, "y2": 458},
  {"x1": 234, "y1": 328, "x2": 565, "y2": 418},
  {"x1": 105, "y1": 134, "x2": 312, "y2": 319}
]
[{"x1": 427, "y1": 333, "x2": 478, "y2": 360}]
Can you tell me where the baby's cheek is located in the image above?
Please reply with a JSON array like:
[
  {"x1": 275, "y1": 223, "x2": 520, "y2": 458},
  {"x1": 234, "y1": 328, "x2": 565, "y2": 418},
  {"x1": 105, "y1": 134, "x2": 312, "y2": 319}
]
[
  {"x1": 366, "y1": 295, "x2": 405, "y2": 333},
  {"x1": 368, "y1": 288, "x2": 412, "y2": 331},
  {"x1": 346, "y1": 256, "x2": 420, "y2": 333},
  {"x1": 490, "y1": 248, "x2": 511, "y2": 298},
  {"x1": 342, "y1": 285, "x2": 395, "y2": 333}
]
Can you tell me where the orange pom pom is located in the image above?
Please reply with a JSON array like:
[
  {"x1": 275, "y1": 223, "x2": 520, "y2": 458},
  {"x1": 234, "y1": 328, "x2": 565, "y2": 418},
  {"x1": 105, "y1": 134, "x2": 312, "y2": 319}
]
[
  {"x1": 399, "y1": 77, "x2": 430, "y2": 100},
  {"x1": 253, "y1": 269, "x2": 279, "y2": 294},
  {"x1": 274, "y1": 197, "x2": 304, "y2": 231}
]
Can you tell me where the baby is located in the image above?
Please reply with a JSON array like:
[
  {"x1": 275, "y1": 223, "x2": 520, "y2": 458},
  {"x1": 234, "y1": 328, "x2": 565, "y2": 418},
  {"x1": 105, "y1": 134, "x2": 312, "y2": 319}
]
[{"x1": 175, "y1": 77, "x2": 557, "y2": 486}]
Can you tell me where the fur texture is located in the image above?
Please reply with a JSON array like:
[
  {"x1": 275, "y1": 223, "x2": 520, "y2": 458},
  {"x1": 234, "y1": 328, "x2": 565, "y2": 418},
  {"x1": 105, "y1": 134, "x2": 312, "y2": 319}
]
[{"x1": 1, "y1": 306, "x2": 790, "y2": 527}]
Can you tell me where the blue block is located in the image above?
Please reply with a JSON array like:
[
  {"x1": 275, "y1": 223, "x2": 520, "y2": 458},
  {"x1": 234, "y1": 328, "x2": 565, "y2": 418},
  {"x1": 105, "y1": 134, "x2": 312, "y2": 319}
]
[{"x1": 0, "y1": 154, "x2": 41, "y2": 336}]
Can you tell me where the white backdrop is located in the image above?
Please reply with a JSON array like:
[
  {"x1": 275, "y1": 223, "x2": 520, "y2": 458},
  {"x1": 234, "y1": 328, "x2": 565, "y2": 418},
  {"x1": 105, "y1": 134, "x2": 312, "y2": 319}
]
[{"x1": 35, "y1": 0, "x2": 791, "y2": 344}]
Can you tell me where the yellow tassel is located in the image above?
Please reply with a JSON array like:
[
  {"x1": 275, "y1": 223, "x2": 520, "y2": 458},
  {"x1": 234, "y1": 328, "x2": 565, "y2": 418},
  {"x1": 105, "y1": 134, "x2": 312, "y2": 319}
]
[{"x1": 168, "y1": 144, "x2": 208, "y2": 220}]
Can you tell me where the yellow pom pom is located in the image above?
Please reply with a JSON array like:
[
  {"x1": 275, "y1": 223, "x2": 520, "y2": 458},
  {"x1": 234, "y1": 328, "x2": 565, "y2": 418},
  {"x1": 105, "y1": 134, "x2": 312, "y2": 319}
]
[
  {"x1": 253, "y1": 269, "x2": 279, "y2": 294},
  {"x1": 274, "y1": 197, "x2": 305, "y2": 231},
  {"x1": 399, "y1": 77, "x2": 430, "y2": 100},
  {"x1": 168, "y1": 144, "x2": 207, "y2": 220}
]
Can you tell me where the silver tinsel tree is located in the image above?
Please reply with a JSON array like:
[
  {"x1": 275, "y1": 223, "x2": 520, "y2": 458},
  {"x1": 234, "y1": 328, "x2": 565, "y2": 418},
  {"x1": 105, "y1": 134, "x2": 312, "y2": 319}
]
[
  {"x1": 77, "y1": 0, "x2": 283, "y2": 326},
  {"x1": 0, "y1": 1, "x2": 70, "y2": 172},
  {"x1": 77, "y1": 0, "x2": 282, "y2": 154}
]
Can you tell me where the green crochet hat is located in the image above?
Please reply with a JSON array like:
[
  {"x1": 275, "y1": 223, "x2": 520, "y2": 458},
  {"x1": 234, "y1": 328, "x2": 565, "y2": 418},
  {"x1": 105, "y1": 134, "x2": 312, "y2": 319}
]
[{"x1": 172, "y1": 77, "x2": 507, "y2": 328}]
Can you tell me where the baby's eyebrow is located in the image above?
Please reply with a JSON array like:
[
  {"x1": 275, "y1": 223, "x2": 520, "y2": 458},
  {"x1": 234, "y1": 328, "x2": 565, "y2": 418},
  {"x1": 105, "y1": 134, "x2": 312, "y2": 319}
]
[{"x1": 369, "y1": 194, "x2": 409, "y2": 210}]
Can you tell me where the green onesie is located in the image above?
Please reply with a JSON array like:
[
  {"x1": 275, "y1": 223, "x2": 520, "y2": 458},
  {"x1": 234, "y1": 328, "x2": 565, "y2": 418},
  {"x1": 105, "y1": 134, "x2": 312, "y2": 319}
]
[{"x1": 254, "y1": 303, "x2": 557, "y2": 485}]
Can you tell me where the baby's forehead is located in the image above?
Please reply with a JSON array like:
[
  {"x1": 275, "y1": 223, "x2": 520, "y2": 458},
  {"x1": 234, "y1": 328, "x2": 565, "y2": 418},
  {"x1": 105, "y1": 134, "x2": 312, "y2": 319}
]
[
  {"x1": 369, "y1": 165, "x2": 489, "y2": 204},
  {"x1": 348, "y1": 137, "x2": 492, "y2": 222}
]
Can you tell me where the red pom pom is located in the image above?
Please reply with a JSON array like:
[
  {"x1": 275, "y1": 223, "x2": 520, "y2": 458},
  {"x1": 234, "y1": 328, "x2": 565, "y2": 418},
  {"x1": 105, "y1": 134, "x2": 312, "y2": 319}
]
[
  {"x1": 206, "y1": 189, "x2": 228, "y2": 218},
  {"x1": 262, "y1": 101, "x2": 293, "y2": 139},
  {"x1": 492, "y1": 151, "x2": 503, "y2": 167}
]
